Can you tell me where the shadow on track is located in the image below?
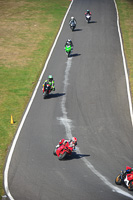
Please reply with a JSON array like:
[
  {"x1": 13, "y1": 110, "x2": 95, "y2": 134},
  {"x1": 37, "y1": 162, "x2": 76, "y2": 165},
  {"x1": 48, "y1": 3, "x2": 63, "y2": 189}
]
[
  {"x1": 70, "y1": 53, "x2": 81, "y2": 57},
  {"x1": 64, "y1": 152, "x2": 90, "y2": 161},
  {"x1": 74, "y1": 28, "x2": 82, "y2": 32},
  {"x1": 47, "y1": 93, "x2": 65, "y2": 99},
  {"x1": 89, "y1": 21, "x2": 97, "y2": 24}
]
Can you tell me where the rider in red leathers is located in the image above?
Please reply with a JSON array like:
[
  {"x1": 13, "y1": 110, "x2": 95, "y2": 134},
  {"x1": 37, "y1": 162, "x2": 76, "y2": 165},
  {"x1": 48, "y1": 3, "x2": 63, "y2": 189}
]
[{"x1": 56, "y1": 137, "x2": 77, "y2": 150}]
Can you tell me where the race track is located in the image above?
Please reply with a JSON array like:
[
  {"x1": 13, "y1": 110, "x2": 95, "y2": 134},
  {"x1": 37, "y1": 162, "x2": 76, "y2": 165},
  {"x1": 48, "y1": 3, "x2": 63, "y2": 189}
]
[{"x1": 5, "y1": 0, "x2": 133, "y2": 199}]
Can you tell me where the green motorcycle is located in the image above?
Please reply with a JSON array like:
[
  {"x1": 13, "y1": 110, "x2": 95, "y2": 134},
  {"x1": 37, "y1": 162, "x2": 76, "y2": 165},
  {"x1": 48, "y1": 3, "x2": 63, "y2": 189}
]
[{"x1": 65, "y1": 45, "x2": 72, "y2": 57}]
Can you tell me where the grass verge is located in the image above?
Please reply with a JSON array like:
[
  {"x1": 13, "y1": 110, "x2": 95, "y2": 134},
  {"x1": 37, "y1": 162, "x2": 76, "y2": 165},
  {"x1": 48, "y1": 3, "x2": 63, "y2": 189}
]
[
  {"x1": 0, "y1": 0, "x2": 70, "y2": 196},
  {"x1": 115, "y1": 0, "x2": 133, "y2": 101}
]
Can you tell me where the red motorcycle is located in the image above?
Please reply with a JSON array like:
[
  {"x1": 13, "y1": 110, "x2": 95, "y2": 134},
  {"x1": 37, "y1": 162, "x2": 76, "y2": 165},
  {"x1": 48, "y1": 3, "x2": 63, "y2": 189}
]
[
  {"x1": 42, "y1": 82, "x2": 51, "y2": 99},
  {"x1": 115, "y1": 166, "x2": 133, "y2": 191},
  {"x1": 53, "y1": 142, "x2": 73, "y2": 160}
]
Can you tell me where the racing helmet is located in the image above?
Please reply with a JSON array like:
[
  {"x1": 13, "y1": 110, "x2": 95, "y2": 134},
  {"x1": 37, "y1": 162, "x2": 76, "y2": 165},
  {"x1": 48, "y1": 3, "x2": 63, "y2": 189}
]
[
  {"x1": 66, "y1": 39, "x2": 71, "y2": 46},
  {"x1": 71, "y1": 16, "x2": 74, "y2": 20},
  {"x1": 48, "y1": 75, "x2": 53, "y2": 82},
  {"x1": 72, "y1": 137, "x2": 77, "y2": 145},
  {"x1": 87, "y1": 10, "x2": 90, "y2": 13}
]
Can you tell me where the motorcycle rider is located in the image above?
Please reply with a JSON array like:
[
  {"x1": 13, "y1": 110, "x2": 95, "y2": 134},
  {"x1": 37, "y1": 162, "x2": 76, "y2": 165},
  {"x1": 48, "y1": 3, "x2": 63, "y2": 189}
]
[
  {"x1": 56, "y1": 137, "x2": 77, "y2": 149},
  {"x1": 43, "y1": 75, "x2": 55, "y2": 91},
  {"x1": 64, "y1": 39, "x2": 74, "y2": 49},
  {"x1": 69, "y1": 137, "x2": 77, "y2": 149},
  {"x1": 69, "y1": 16, "x2": 77, "y2": 26},
  {"x1": 85, "y1": 9, "x2": 92, "y2": 16},
  {"x1": 124, "y1": 167, "x2": 133, "y2": 173},
  {"x1": 121, "y1": 167, "x2": 133, "y2": 177}
]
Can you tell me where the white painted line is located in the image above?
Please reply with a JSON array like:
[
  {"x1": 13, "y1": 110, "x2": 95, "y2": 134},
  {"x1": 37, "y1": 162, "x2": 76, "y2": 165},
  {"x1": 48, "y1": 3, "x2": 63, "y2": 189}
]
[
  {"x1": 59, "y1": 55, "x2": 133, "y2": 199},
  {"x1": 4, "y1": 1, "x2": 74, "y2": 199},
  {"x1": 114, "y1": 0, "x2": 133, "y2": 127},
  {"x1": 57, "y1": 58, "x2": 73, "y2": 139}
]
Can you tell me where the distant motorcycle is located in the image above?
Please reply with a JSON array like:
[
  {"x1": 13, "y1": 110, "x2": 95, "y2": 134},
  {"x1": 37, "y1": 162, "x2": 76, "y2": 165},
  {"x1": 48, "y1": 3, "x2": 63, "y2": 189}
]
[
  {"x1": 53, "y1": 142, "x2": 74, "y2": 160},
  {"x1": 42, "y1": 82, "x2": 51, "y2": 99},
  {"x1": 85, "y1": 14, "x2": 91, "y2": 23},
  {"x1": 70, "y1": 21, "x2": 76, "y2": 31},
  {"x1": 65, "y1": 45, "x2": 72, "y2": 57},
  {"x1": 115, "y1": 166, "x2": 133, "y2": 191}
]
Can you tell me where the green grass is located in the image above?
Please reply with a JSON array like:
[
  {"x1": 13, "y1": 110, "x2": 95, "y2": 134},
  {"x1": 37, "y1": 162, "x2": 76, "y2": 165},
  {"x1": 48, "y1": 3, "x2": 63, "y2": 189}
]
[
  {"x1": 115, "y1": 0, "x2": 133, "y2": 101},
  {"x1": 0, "y1": 0, "x2": 70, "y2": 196}
]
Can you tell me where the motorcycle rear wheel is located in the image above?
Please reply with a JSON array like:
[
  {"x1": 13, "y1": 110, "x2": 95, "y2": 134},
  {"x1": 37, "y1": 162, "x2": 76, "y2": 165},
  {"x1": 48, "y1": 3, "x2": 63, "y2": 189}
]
[
  {"x1": 58, "y1": 152, "x2": 67, "y2": 160},
  {"x1": 115, "y1": 175, "x2": 122, "y2": 185},
  {"x1": 128, "y1": 180, "x2": 133, "y2": 191}
]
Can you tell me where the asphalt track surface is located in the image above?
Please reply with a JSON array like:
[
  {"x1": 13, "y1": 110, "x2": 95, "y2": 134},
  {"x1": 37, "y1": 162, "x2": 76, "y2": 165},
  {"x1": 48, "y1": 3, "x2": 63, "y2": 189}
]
[{"x1": 6, "y1": 0, "x2": 133, "y2": 199}]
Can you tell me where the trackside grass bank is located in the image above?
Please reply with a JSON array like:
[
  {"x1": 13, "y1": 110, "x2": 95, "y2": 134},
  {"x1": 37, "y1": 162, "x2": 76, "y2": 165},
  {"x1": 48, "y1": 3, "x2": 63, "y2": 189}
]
[
  {"x1": 0, "y1": 0, "x2": 69, "y2": 196},
  {"x1": 115, "y1": 0, "x2": 133, "y2": 101}
]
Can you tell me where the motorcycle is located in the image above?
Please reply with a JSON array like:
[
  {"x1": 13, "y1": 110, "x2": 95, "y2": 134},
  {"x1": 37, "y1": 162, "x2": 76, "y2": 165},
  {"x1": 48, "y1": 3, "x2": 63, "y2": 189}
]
[
  {"x1": 85, "y1": 14, "x2": 91, "y2": 23},
  {"x1": 115, "y1": 166, "x2": 133, "y2": 191},
  {"x1": 65, "y1": 45, "x2": 72, "y2": 57},
  {"x1": 42, "y1": 82, "x2": 51, "y2": 99},
  {"x1": 70, "y1": 21, "x2": 76, "y2": 31},
  {"x1": 53, "y1": 142, "x2": 74, "y2": 160}
]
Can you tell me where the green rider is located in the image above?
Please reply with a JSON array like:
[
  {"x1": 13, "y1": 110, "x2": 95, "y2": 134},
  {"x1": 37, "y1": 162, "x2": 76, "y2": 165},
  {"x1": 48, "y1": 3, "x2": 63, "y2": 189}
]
[{"x1": 43, "y1": 75, "x2": 55, "y2": 91}]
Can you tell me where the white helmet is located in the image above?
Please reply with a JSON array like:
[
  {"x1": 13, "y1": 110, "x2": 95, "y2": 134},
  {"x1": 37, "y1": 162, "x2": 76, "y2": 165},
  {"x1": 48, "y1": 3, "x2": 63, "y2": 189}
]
[{"x1": 71, "y1": 16, "x2": 74, "y2": 20}]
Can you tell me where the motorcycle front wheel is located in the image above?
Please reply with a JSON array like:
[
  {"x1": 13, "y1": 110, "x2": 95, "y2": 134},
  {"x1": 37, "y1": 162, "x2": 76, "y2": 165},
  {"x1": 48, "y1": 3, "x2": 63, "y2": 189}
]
[
  {"x1": 43, "y1": 91, "x2": 47, "y2": 99},
  {"x1": 58, "y1": 152, "x2": 67, "y2": 160},
  {"x1": 53, "y1": 148, "x2": 57, "y2": 156},
  {"x1": 87, "y1": 18, "x2": 90, "y2": 23},
  {"x1": 128, "y1": 180, "x2": 133, "y2": 191},
  {"x1": 115, "y1": 175, "x2": 122, "y2": 185},
  {"x1": 72, "y1": 26, "x2": 75, "y2": 31},
  {"x1": 68, "y1": 51, "x2": 71, "y2": 58}
]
